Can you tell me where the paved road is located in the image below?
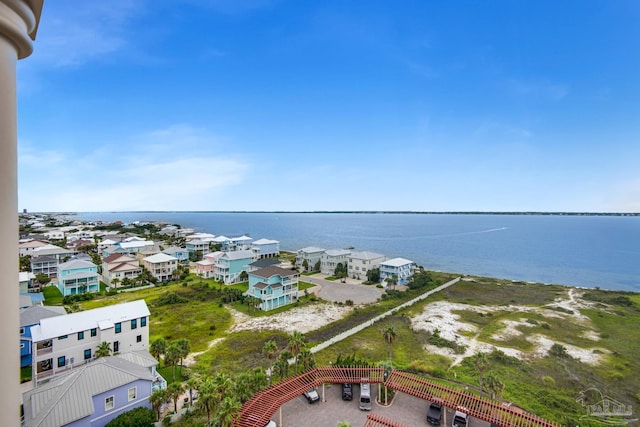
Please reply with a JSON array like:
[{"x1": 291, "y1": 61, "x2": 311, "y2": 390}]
[
  {"x1": 275, "y1": 384, "x2": 491, "y2": 427},
  {"x1": 302, "y1": 275, "x2": 384, "y2": 304}
]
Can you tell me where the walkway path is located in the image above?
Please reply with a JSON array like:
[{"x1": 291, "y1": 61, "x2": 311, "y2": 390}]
[{"x1": 306, "y1": 277, "x2": 460, "y2": 356}]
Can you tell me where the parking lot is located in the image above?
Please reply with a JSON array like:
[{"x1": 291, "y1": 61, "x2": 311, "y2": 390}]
[{"x1": 273, "y1": 383, "x2": 492, "y2": 427}]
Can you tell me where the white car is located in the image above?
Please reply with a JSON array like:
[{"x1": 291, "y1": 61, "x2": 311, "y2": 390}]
[
  {"x1": 452, "y1": 410, "x2": 469, "y2": 427},
  {"x1": 303, "y1": 388, "x2": 320, "y2": 403}
]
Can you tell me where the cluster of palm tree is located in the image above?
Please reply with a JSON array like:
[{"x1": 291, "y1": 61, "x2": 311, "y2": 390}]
[
  {"x1": 470, "y1": 352, "x2": 504, "y2": 399},
  {"x1": 149, "y1": 368, "x2": 267, "y2": 427},
  {"x1": 263, "y1": 331, "x2": 316, "y2": 384},
  {"x1": 150, "y1": 337, "x2": 191, "y2": 381}
]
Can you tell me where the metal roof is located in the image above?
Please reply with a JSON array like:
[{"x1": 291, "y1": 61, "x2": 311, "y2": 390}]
[
  {"x1": 380, "y1": 257, "x2": 415, "y2": 267},
  {"x1": 143, "y1": 253, "x2": 178, "y2": 263},
  {"x1": 20, "y1": 306, "x2": 66, "y2": 327},
  {"x1": 252, "y1": 238, "x2": 279, "y2": 245},
  {"x1": 349, "y1": 251, "x2": 386, "y2": 260},
  {"x1": 222, "y1": 250, "x2": 255, "y2": 260}
]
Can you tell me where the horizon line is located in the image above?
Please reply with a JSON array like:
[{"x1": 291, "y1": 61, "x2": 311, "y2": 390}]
[{"x1": 23, "y1": 210, "x2": 640, "y2": 216}]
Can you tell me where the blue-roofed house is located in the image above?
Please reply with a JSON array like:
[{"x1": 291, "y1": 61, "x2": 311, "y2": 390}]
[
  {"x1": 247, "y1": 266, "x2": 299, "y2": 311},
  {"x1": 57, "y1": 259, "x2": 100, "y2": 297}
]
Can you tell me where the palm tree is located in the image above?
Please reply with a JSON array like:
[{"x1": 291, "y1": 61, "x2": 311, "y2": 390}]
[
  {"x1": 262, "y1": 339, "x2": 278, "y2": 381},
  {"x1": 185, "y1": 375, "x2": 200, "y2": 410},
  {"x1": 168, "y1": 382, "x2": 185, "y2": 414},
  {"x1": 249, "y1": 367, "x2": 267, "y2": 394},
  {"x1": 297, "y1": 348, "x2": 316, "y2": 372},
  {"x1": 110, "y1": 278, "x2": 120, "y2": 290},
  {"x1": 149, "y1": 388, "x2": 169, "y2": 421},
  {"x1": 485, "y1": 372, "x2": 504, "y2": 399},
  {"x1": 471, "y1": 352, "x2": 490, "y2": 392},
  {"x1": 198, "y1": 376, "x2": 216, "y2": 426},
  {"x1": 95, "y1": 341, "x2": 111, "y2": 358},
  {"x1": 216, "y1": 395, "x2": 241, "y2": 427},
  {"x1": 287, "y1": 331, "x2": 306, "y2": 373},
  {"x1": 385, "y1": 274, "x2": 398, "y2": 290},
  {"x1": 234, "y1": 371, "x2": 253, "y2": 404},
  {"x1": 175, "y1": 338, "x2": 190, "y2": 374},
  {"x1": 382, "y1": 325, "x2": 397, "y2": 365},
  {"x1": 150, "y1": 337, "x2": 166, "y2": 364},
  {"x1": 164, "y1": 342, "x2": 181, "y2": 381}
]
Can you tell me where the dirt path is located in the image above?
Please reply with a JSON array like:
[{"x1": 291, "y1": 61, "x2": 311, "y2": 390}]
[{"x1": 183, "y1": 337, "x2": 225, "y2": 367}]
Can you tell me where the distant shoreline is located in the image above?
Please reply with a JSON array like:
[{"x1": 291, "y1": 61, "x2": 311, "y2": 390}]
[{"x1": 44, "y1": 211, "x2": 640, "y2": 217}]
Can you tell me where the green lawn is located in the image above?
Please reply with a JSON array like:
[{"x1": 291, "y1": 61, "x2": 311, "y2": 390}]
[
  {"x1": 20, "y1": 366, "x2": 32, "y2": 383},
  {"x1": 158, "y1": 365, "x2": 189, "y2": 384},
  {"x1": 42, "y1": 286, "x2": 63, "y2": 306}
]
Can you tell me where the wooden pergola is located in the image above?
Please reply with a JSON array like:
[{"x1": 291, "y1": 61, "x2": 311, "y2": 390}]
[{"x1": 234, "y1": 366, "x2": 558, "y2": 427}]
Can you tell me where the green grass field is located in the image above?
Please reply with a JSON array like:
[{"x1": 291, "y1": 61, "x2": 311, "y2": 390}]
[{"x1": 42, "y1": 285, "x2": 63, "y2": 305}]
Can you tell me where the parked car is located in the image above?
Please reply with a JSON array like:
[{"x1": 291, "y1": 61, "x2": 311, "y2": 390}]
[
  {"x1": 342, "y1": 383, "x2": 353, "y2": 400},
  {"x1": 303, "y1": 388, "x2": 320, "y2": 403},
  {"x1": 452, "y1": 410, "x2": 469, "y2": 427},
  {"x1": 427, "y1": 402, "x2": 443, "y2": 425}
]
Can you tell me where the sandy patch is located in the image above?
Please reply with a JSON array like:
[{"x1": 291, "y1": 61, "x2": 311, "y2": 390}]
[
  {"x1": 410, "y1": 290, "x2": 604, "y2": 367},
  {"x1": 230, "y1": 303, "x2": 353, "y2": 334},
  {"x1": 581, "y1": 330, "x2": 600, "y2": 341},
  {"x1": 184, "y1": 337, "x2": 225, "y2": 367}
]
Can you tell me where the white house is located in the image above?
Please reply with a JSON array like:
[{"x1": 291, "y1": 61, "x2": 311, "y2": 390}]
[
  {"x1": 296, "y1": 247, "x2": 325, "y2": 271},
  {"x1": 348, "y1": 251, "x2": 386, "y2": 281},
  {"x1": 31, "y1": 300, "x2": 151, "y2": 385},
  {"x1": 320, "y1": 249, "x2": 352, "y2": 276},
  {"x1": 142, "y1": 253, "x2": 178, "y2": 282},
  {"x1": 251, "y1": 238, "x2": 280, "y2": 259},
  {"x1": 379, "y1": 257, "x2": 416, "y2": 286}
]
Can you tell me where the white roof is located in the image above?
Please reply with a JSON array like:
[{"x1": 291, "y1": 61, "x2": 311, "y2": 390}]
[
  {"x1": 299, "y1": 246, "x2": 325, "y2": 254},
  {"x1": 253, "y1": 238, "x2": 279, "y2": 245},
  {"x1": 123, "y1": 236, "x2": 145, "y2": 242},
  {"x1": 58, "y1": 259, "x2": 96, "y2": 271},
  {"x1": 32, "y1": 245, "x2": 71, "y2": 255},
  {"x1": 187, "y1": 232, "x2": 216, "y2": 240},
  {"x1": 324, "y1": 249, "x2": 351, "y2": 257},
  {"x1": 99, "y1": 238, "x2": 117, "y2": 245},
  {"x1": 350, "y1": 251, "x2": 385, "y2": 261},
  {"x1": 222, "y1": 249, "x2": 255, "y2": 260},
  {"x1": 211, "y1": 235, "x2": 230, "y2": 242},
  {"x1": 19, "y1": 271, "x2": 36, "y2": 282},
  {"x1": 143, "y1": 253, "x2": 178, "y2": 263},
  {"x1": 196, "y1": 259, "x2": 216, "y2": 266},
  {"x1": 31, "y1": 300, "x2": 149, "y2": 341},
  {"x1": 119, "y1": 240, "x2": 155, "y2": 249},
  {"x1": 232, "y1": 235, "x2": 252, "y2": 241},
  {"x1": 204, "y1": 251, "x2": 223, "y2": 260},
  {"x1": 381, "y1": 257, "x2": 414, "y2": 267}
]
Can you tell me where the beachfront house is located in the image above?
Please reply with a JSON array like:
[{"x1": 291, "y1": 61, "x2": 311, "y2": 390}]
[
  {"x1": 185, "y1": 239, "x2": 210, "y2": 257},
  {"x1": 57, "y1": 259, "x2": 100, "y2": 297},
  {"x1": 142, "y1": 253, "x2": 178, "y2": 282},
  {"x1": 320, "y1": 249, "x2": 352, "y2": 276},
  {"x1": 101, "y1": 254, "x2": 142, "y2": 288},
  {"x1": 296, "y1": 246, "x2": 325, "y2": 271},
  {"x1": 379, "y1": 257, "x2": 416, "y2": 286},
  {"x1": 348, "y1": 251, "x2": 386, "y2": 281},
  {"x1": 227, "y1": 235, "x2": 253, "y2": 251},
  {"x1": 248, "y1": 258, "x2": 281, "y2": 272},
  {"x1": 195, "y1": 258, "x2": 216, "y2": 279},
  {"x1": 31, "y1": 300, "x2": 151, "y2": 385},
  {"x1": 251, "y1": 238, "x2": 280, "y2": 259},
  {"x1": 247, "y1": 266, "x2": 299, "y2": 311},
  {"x1": 23, "y1": 353, "x2": 162, "y2": 427},
  {"x1": 214, "y1": 250, "x2": 255, "y2": 284},
  {"x1": 20, "y1": 305, "x2": 67, "y2": 368}
]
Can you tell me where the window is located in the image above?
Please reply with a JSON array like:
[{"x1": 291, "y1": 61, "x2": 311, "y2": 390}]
[
  {"x1": 105, "y1": 396, "x2": 114, "y2": 411},
  {"x1": 19, "y1": 327, "x2": 24, "y2": 334},
  {"x1": 136, "y1": 335, "x2": 142, "y2": 343},
  {"x1": 58, "y1": 335, "x2": 68, "y2": 340},
  {"x1": 115, "y1": 322, "x2": 121, "y2": 334},
  {"x1": 57, "y1": 356, "x2": 66, "y2": 367},
  {"x1": 131, "y1": 319, "x2": 137, "y2": 329},
  {"x1": 20, "y1": 343, "x2": 24, "y2": 349},
  {"x1": 84, "y1": 349, "x2": 91, "y2": 360},
  {"x1": 128, "y1": 387, "x2": 137, "y2": 401},
  {"x1": 140, "y1": 317, "x2": 147, "y2": 327},
  {"x1": 91, "y1": 328, "x2": 97, "y2": 337},
  {"x1": 78, "y1": 331, "x2": 84, "y2": 340},
  {"x1": 113, "y1": 341, "x2": 119, "y2": 353}
]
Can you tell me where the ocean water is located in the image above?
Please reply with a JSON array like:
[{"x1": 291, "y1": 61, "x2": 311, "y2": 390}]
[{"x1": 74, "y1": 212, "x2": 640, "y2": 291}]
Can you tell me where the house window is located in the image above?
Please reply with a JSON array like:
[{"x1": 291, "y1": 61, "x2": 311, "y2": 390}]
[
  {"x1": 128, "y1": 387, "x2": 137, "y2": 401},
  {"x1": 78, "y1": 331, "x2": 84, "y2": 340},
  {"x1": 131, "y1": 319, "x2": 137, "y2": 329},
  {"x1": 84, "y1": 349, "x2": 91, "y2": 360},
  {"x1": 141, "y1": 317, "x2": 147, "y2": 327},
  {"x1": 58, "y1": 335, "x2": 68, "y2": 340},
  {"x1": 105, "y1": 396, "x2": 114, "y2": 411},
  {"x1": 136, "y1": 335, "x2": 142, "y2": 343},
  {"x1": 20, "y1": 327, "x2": 24, "y2": 334},
  {"x1": 115, "y1": 323, "x2": 121, "y2": 334},
  {"x1": 20, "y1": 343, "x2": 24, "y2": 349},
  {"x1": 57, "y1": 356, "x2": 66, "y2": 367},
  {"x1": 91, "y1": 328, "x2": 97, "y2": 337},
  {"x1": 113, "y1": 341, "x2": 119, "y2": 353}
]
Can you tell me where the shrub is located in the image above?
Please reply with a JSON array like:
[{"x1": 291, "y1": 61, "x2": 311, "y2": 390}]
[
  {"x1": 345, "y1": 299, "x2": 354, "y2": 306},
  {"x1": 542, "y1": 375, "x2": 556, "y2": 386},
  {"x1": 105, "y1": 407, "x2": 155, "y2": 427},
  {"x1": 549, "y1": 343, "x2": 569, "y2": 358}
]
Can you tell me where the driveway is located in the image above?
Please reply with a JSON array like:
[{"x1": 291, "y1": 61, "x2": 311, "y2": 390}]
[
  {"x1": 302, "y1": 275, "x2": 384, "y2": 304},
  {"x1": 274, "y1": 383, "x2": 491, "y2": 427}
]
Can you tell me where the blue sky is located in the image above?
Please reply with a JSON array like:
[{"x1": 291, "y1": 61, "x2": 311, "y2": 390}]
[{"x1": 17, "y1": 0, "x2": 640, "y2": 212}]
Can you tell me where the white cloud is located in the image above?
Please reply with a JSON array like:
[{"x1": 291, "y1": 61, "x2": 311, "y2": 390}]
[{"x1": 18, "y1": 124, "x2": 249, "y2": 211}]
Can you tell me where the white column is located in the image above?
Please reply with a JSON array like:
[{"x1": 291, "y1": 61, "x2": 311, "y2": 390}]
[{"x1": 0, "y1": 1, "x2": 43, "y2": 425}]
